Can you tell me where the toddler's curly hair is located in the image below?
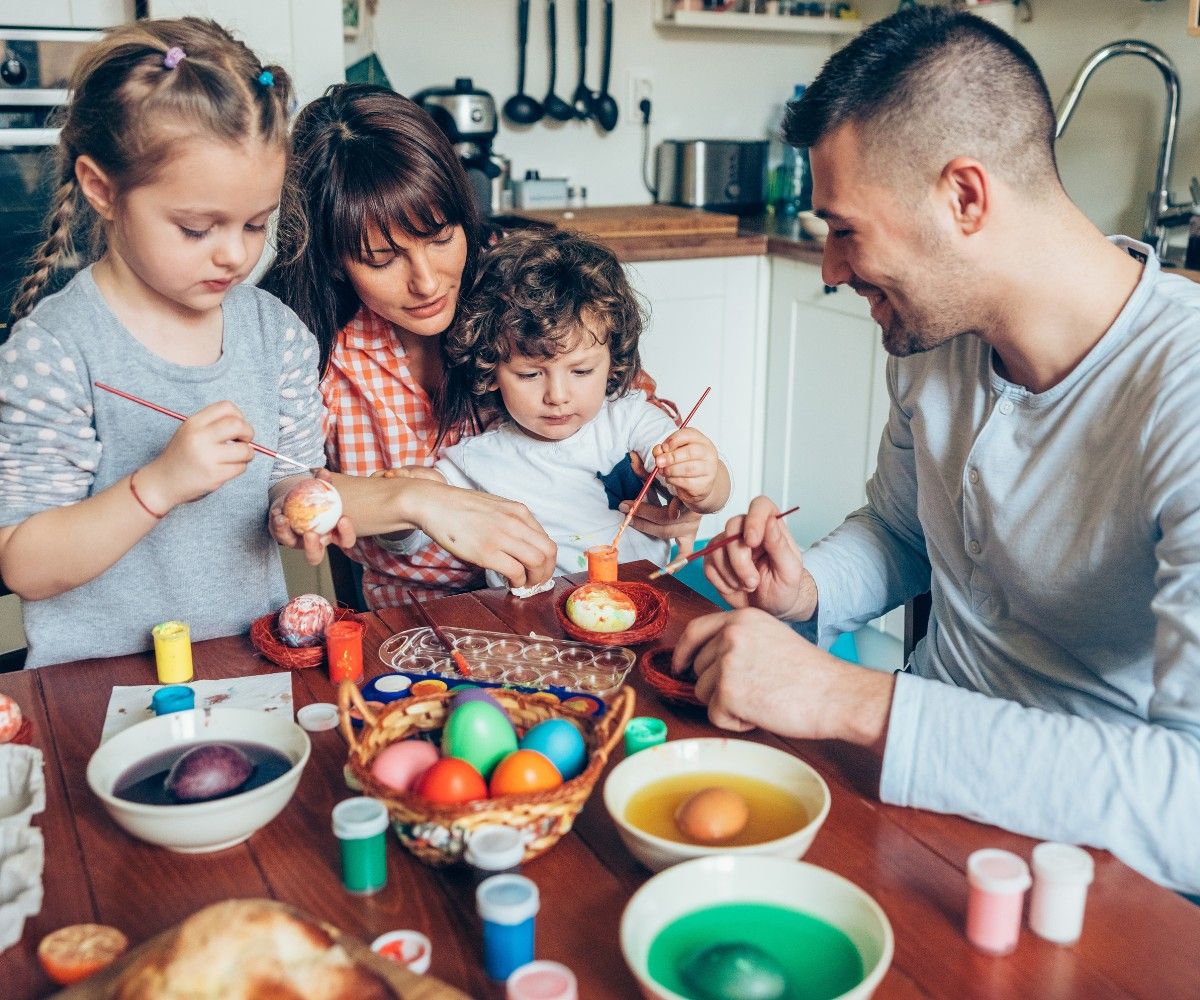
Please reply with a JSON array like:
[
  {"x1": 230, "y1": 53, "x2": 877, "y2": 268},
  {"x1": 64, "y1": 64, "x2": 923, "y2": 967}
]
[{"x1": 438, "y1": 228, "x2": 644, "y2": 440}]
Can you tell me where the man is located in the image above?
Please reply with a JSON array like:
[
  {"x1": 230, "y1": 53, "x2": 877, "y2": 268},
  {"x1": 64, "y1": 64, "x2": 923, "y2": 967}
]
[{"x1": 675, "y1": 6, "x2": 1200, "y2": 894}]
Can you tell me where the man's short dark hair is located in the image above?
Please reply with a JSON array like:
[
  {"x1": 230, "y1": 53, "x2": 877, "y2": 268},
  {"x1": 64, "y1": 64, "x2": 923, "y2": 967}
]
[{"x1": 785, "y1": 7, "x2": 1059, "y2": 191}]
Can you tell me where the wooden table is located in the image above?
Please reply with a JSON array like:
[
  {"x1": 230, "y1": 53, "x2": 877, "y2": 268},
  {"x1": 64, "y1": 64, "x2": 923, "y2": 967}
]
[{"x1": 3, "y1": 564, "x2": 1198, "y2": 998}]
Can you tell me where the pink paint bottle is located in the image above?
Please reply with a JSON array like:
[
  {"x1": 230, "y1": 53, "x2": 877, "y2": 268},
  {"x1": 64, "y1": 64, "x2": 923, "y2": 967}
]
[{"x1": 965, "y1": 848, "x2": 1031, "y2": 955}]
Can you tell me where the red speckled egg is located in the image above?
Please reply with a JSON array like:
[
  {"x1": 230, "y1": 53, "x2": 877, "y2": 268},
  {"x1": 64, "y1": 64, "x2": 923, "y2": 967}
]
[
  {"x1": 277, "y1": 593, "x2": 335, "y2": 647},
  {"x1": 414, "y1": 757, "x2": 488, "y2": 805},
  {"x1": 489, "y1": 749, "x2": 563, "y2": 798},
  {"x1": 283, "y1": 478, "x2": 343, "y2": 535}
]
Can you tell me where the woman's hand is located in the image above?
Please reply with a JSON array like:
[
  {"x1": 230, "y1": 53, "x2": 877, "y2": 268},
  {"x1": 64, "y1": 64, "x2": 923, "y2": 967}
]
[
  {"x1": 372, "y1": 466, "x2": 448, "y2": 484},
  {"x1": 269, "y1": 469, "x2": 357, "y2": 566},
  {"x1": 652, "y1": 427, "x2": 728, "y2": 512}
]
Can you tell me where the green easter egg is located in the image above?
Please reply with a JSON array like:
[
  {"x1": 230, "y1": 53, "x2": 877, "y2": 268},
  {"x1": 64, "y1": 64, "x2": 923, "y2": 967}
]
[
  {"x1": 441, "y1": 701, "x2": 517, "y2": 780},
  {"x1": 678, "y1": 942, "x2": 788, "y2": 1000}
]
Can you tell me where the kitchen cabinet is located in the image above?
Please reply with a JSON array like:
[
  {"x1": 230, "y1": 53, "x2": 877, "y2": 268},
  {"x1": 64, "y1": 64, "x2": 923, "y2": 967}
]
[
  {"x1": 762, "y1": 256, "x2": 904, "y2": 643},
  {"x1": 2, "y1": 1, "x2": 132, "y2": 27},
  {"x1": 624, "y1": 255, "x2": 769, "y2": 540}
]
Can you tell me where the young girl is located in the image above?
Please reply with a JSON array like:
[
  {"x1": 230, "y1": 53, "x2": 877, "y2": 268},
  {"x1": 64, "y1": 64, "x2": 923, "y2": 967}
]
[
  {"x1": 386, "y1": 228, "x2": 731, "y2": 585},
  {"x1": 0, "y1": 20, "x2": 333, "y2": 668}
]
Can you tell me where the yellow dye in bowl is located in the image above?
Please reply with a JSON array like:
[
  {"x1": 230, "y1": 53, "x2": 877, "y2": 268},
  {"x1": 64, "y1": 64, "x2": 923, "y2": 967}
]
[{"x1": 624, "y1": 772, "x2": 810, "y2": 847}]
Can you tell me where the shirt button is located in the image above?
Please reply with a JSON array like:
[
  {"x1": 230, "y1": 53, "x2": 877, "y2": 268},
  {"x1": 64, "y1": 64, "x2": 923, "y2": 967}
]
[
  {"x1": 968, "y1": 468, "x2": 980, "y2": 484},
  {"x1": 998, "y1": 400, "x2": 1014, "y2": 415},
  {"x1": 969, "y1": 540, "x2": 982, "y2": 556}
]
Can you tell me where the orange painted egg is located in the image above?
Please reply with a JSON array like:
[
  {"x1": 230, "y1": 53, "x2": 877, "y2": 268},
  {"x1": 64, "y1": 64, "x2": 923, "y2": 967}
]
[
  {"x1": 489, "y1": 749, "x2": 563, "y2": 797},
  {"x1": 283, "y1": 478, "x2": 342, "y2": 535},
  {"x1": 674, "y1": 787, "x2": 751, "y2": 844},
  {"x1": 414, "y1": 757, "x2": 488, "y2": 805},
  {"x1": 565, "y1": 582, "x2": 637, "y2": 633}
]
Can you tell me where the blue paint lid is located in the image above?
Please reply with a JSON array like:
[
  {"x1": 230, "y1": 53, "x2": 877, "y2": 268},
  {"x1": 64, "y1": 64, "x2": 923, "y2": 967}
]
[
  {"x1": 476, "y1": 874, "x2": 540, "y2": 925},
  {"x1": 151, "y1": 685, "x2": 194, "y2": 716}
]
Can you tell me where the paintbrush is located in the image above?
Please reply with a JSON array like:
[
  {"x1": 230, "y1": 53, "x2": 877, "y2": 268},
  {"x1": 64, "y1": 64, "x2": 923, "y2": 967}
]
[
  {"x1": 94, "y1": 381, "x2": 311, "y2": 472},
  {"x1": 611, "y1": 385, "x2": 712, "y2": 549},
  {"x1": 406, "y1": 590, "x2": 473, "y2": 678},
  {"x1": 648, "y1": 505, "x2": 801, "y2": 580}
]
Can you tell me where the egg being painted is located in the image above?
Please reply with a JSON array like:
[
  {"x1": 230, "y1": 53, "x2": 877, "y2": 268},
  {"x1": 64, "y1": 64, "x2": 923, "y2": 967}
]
[
  {"x1": 370, "y1": 740, "x2": 439, "y2": 792},
  {"x1": 565, "y1": 582, "x2": 637, "y2": 633},
  {"x1": 519, "y1": 718, "x2": 587, "y2": 781},
  {"x1": 489, "y1": 749, "x2": 563, "y2": 797},
  {"x1": 283, "y1": 478, "x2": 343, "y2": 535},
  {"x1": 441, "y1": 701, "x2": 518, "y2": 780},
  {"x1": 674, "y1": 787, "x2": 751, "y2": 844},
  {"x1": 413, "y1": 757, "x2": 488, "y2": 804},
  {"x1": 277, "y1": 593, "x2": 335, "y2": 647}
]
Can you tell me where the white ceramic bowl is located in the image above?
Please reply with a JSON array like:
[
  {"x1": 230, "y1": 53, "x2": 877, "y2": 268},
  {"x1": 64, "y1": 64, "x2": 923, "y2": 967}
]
[
  {"x1": 87, "y1": 707, "x2": 310, "y2": 853},
  {"x1": 621, "y1": 855, "x2": 893, "y2": 1000},
  {"x1": 603, "y1": 737, "x2": 830, "y2": 871}
]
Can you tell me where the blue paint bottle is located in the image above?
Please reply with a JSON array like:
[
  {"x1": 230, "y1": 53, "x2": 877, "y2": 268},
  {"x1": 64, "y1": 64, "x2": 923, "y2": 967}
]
[{"x1": 476, "y1": 874, "x2": 539, "y2": 980}]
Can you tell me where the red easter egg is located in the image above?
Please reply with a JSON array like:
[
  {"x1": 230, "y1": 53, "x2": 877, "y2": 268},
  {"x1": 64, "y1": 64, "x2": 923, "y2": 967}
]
[
  {"x1": 277, "y1": 593, "x2": 335, "y2": 648},
  {"x1": 489, "y1": 749, "x2": 563, "y2": 798},
  {"x1": 414, "y1": 757, "x2": 488, "y2": 805}
]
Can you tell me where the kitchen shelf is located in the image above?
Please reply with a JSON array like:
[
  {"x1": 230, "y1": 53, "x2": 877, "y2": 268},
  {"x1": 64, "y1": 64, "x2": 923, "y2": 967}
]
[{"x1": 655, "y1": 9, "x2": 862, "y2": 35}]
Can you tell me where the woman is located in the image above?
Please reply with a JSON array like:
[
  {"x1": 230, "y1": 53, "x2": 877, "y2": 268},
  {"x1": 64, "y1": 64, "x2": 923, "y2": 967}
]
[{"x1": 263, "y1": 84, "x2": 695, "y2": 607}]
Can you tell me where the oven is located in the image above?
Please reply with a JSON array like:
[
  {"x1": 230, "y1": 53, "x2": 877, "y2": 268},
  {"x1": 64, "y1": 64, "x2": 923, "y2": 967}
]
[{"x1": 1, "y1": 27, "x2": 103, "y2": 341}]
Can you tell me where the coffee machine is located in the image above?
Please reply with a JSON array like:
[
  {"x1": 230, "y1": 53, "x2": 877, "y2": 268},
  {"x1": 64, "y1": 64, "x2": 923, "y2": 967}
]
[{"x1": 413, "y1": 78, "x2": 510, "y2": 216}]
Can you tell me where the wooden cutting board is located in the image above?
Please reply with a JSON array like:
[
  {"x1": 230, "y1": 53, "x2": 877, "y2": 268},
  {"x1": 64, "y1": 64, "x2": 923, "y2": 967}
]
[
  {"x1": 510, "y1": 204, "x2": 739, "y2": 238},
  {"x1": 52, "y1": 901, "x2": 469, "y2": 1000}
]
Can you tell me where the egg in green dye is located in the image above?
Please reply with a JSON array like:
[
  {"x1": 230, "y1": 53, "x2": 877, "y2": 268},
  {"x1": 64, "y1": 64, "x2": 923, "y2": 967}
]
[{"x1": 679, "y1": 942, "x2": 787, "y2": 1000}]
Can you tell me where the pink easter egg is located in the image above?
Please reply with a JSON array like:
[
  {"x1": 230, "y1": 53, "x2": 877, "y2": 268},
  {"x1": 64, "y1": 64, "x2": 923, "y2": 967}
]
[
  {"x1": 277, "y1": 593, "x2": 335, "y2": 648},
  {"x1": 283, "y1": 478, "x2": 343, "y2": 535},
  {"x1": 370, "y1": 740, "x2": 440, "y2": 793}
]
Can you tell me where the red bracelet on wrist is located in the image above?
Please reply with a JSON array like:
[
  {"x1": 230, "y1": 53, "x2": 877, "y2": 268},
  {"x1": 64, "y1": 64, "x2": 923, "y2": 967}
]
[{"x1": 129, "y1": 472, "x2": 165, "y2": 520}]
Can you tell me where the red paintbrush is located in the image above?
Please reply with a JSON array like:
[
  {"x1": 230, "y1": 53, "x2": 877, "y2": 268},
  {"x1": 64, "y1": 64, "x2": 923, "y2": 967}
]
[
  {"x1": 611, "y1": 385, "x2": 712, "y2": 549},
  {"x1": 406, "y1": 590, "x2": 472, "y2": 678},
  {"x1": 648, "y1": 505, "x2": 801, "y2": 580},
  {"x1": 94, "y1": 381, "x2": 311, "y2": 472}
]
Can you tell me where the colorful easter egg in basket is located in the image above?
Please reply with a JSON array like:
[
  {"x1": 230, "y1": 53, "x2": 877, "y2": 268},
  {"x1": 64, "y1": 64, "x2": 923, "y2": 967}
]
[
  {"x1": 276, "y1": 593, "x2": 335, "y2": 648},
  {"x1": 520, "y1": 718, "x2": 587, "y2": 781},
  {"x1": 489, "y1": 749, "x2": 563, "y2": 797},
  {"x1": 283, "y1": 478, "x2": 342, "y2": 535},
  {"x1": 370, "y1": 740, "x2": 439, "y2": 793},
  {"x1": 440, "y1": 701, "x2": 518, "y2": 780},
  {"x1": 414, "y1": 757, "x2": 488, "y2": 805}
]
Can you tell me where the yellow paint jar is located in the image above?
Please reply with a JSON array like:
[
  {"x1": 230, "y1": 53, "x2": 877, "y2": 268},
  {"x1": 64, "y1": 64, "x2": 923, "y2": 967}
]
[{"x1": 152, "y1": 621, "x2": 193, "y2": 684}]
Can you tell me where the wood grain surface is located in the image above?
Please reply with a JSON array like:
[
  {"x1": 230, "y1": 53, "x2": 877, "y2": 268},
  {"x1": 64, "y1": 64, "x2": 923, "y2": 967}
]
[{"x1": 2, "y1": 564, "x2": 1198, "y2": 999}]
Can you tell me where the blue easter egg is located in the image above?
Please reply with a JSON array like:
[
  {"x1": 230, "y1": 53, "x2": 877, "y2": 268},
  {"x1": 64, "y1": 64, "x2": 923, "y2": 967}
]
[
  {"x1": 441, "y1": 701, "x2": 518, "y2": 780},
  {"x1": 519, "y1": 718, "x2": 587, "y2": 781}
]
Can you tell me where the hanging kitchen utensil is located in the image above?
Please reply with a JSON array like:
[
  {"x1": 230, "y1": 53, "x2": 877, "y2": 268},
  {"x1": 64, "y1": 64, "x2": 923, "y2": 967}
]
[
  {"x1": 503, "y1": 0, "x2": 544, "y2": 126},
  {"x1": 572, "y1": 0, "x2": 593, "y2": 121},
  {"x1": 590, "y1": 0, "x2": 618, "y2": 131},
  {"x1": 543, "y1": 0, "x2": 574, "y2": 121}
]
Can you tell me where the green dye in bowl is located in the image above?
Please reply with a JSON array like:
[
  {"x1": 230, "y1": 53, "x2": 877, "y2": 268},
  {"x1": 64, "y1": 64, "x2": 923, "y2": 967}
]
[{"x1": 647, "y1": 902, "x2": 864, "y2": 1000}]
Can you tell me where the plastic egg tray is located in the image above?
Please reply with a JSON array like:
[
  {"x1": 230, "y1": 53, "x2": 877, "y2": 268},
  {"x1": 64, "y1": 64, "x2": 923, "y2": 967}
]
[{"x1": 376, "y1": 627, "x2": 636, "y2": 697}]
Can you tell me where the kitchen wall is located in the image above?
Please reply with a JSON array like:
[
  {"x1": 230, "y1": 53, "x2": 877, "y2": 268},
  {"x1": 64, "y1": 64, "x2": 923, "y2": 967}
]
[{"x1": 351, "y1": 0, "x2": 1200, "y2": 240}]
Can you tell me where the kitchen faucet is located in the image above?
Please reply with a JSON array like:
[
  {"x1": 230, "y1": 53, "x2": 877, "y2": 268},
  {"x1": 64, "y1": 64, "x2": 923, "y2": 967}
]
[{"x1": 1055, "y1": 40, "x2": 1195, "y2": 260}]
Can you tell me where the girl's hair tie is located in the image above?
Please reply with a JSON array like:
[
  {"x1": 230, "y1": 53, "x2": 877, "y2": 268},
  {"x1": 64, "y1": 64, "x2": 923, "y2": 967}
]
[
  {"x1": 257, "y1": 69, "x2": 274, "y2": 88},
  {"x1": 163, "y1": 47, "x2": 186, "y2": 70}
]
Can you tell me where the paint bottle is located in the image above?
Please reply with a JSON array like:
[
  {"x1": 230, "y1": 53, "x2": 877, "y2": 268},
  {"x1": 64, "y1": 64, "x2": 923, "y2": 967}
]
[
  {"x1": 152, "y1": 621, "x2": 193, "y2": 683},
  {"x1": 585, "y1": 544, "x2": 619, "y2": 582},
  {"x1": 326, "y1": 620, "x2": 364, "y2": 684},
  {"x1": 507, "y1": 960, "x2": 578, "y2": 1000},
  {"x1": 331, "y1": 797, "x2": 389, "y2": 894},
  {"x1": 624, "y1": 717, "x2": 668, "y2": 755},
  {"x1": 465, "y1": 824, "x2": 526, "y2": 889},
  {"x1": 477, "y1": 874, "x2": 539, "y2": 980},
  {"x1": 1029, "y1": 842, "x2": 1094, "y2": 945},
  {"x1": 965, "y1": 848, "x2": 1031, "y2": 955}
]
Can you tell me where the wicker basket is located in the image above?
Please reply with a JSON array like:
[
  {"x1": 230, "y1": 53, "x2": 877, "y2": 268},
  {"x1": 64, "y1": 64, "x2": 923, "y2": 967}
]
[
  {"x1": 338, "y1": 680, "x2": 635, "y2": 867},
  {"x1": 249, "y1": 607, "x2": 360, "y2": 669},
  {"x1": 554, "y1": 581, "x2": 668, "y2": 646},
  {"x1": 639, "y1": 648, "x2": 703, "y2": 707}
]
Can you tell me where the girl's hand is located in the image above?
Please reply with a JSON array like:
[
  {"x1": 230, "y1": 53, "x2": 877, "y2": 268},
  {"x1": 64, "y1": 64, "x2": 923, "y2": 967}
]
[
  {"x1": 137, "y1": 400, "x2": 256, "y2": 511},
  {"x1": 652, "y1": 428, "x2": 724, "y2": 510},
  {"x1": 269, "y1": 469, "x2": 357, "y2": 566}
]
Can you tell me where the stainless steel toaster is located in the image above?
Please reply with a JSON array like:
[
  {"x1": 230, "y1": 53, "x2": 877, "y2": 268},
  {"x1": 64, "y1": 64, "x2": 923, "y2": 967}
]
[{"x1": 655, "y1": 139, "x2": 769, "y2": 214}]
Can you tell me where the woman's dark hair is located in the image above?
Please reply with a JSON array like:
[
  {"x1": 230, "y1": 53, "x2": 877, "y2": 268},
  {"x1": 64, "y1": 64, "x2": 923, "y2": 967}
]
[
  {"x1": 438, "y1": 228, "x2": 644, "y2": 443},
  {"x1": 262, "y1": 83, "x2": 483, "y2": 375}
]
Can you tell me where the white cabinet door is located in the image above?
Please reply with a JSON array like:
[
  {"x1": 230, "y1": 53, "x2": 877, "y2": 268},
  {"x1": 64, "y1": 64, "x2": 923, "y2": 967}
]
[
  {"x1": 70, "y1": 0, "x2": 134, "y2": 26},
  {"x1": 624, "y1": 256, "x2": 769, "y2": 541}
]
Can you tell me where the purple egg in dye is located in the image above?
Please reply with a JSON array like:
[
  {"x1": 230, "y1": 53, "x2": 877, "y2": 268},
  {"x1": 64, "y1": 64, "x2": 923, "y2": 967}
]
[{"x1": 449, "y1": 687, "x2": 504, "y2": 713}]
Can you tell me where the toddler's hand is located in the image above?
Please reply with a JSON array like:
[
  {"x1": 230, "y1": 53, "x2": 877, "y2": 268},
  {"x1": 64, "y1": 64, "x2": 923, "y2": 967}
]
[
  {"x1": 138, "y1": 400, "x2": 256, "y2": 511},
  {"x1": 269, "y1": 469, "x2": 357, "y2": 566},
  {"x1": 372, "y1": 466, "x2": 448, "y2": 484},
  {"x1": 652, "y1": 428, "x2": 722, "y2": 509}
]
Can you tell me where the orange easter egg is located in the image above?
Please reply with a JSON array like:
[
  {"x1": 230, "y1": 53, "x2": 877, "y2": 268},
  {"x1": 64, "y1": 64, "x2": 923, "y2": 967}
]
[
  {"x1": 489, "y1": 749, "x2": 563, "y2": 798},
  {"x1": 283, "y1": 478, "x2": 343, "y2": 535},
  {"x1": 414, "y1": 757, "x2": 488, "y2": 805}
]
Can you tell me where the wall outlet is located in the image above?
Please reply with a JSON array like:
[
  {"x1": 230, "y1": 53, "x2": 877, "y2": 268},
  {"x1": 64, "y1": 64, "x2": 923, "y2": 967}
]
[{"x1": 626, "y1": 70, "x2": 653, "y2": 126}]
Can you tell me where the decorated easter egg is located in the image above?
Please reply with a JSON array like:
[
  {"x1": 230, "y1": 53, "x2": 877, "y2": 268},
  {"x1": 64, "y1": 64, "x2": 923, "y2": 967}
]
[
  {"x1": 565, "y1": 582, "x2": 637, "y2": 633},
  {"x1": 283, "y1": 478, "x2": 343, "y2": 535},
  {"x1": 0, "y1": 694, "x2": 23, "y2": 744},
  {"x1": 674, "y1": 787, "x2": 751, "y2": 844},
  {"x1": 519, "y1": 719, "x2": 587, "y2": 781},
  {"x1": 276, "y1": 593, "x2": 335, "y2": 647},
  {"x1": 449, "y1": 686, "x2": 505, "y2": 714},
  {"x1": 678, "y1": 942, "x2": 787, "y2": 1000},
  {"x1": 370, "y1": 740, "x2": 439, "y2": 792},
  {"x1": 414, "y1": 757, "x2": 488, "y2": 804},
  {"x1": 441, "y1": 701, "x2": 518, "y2": 780},
  {"x1": 489, "y1": 749, "x2": 563, "y2": 797}
]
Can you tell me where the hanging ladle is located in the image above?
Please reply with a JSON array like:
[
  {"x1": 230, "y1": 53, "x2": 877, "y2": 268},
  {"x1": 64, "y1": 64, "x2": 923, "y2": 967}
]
[
  {"x1": 543, "y1": 0, "x2": 574, "y2": 121},
  {"x1": 589, "y1": 0, "x2": 618, "y2": 131},
  {"x1": 503, "y1": 0, "x2": 544, "y2": 126},
  {"x1": 572, "y1": 0, "x2": 593, "y2": 121}
]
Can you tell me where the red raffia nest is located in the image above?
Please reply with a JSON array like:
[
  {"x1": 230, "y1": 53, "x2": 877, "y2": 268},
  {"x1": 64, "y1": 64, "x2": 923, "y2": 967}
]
[
  {"x1": 249, "y1": 606, "x2": 360, "y2": 669},
  {"x1": 639, "y1": 648, "x2": 703, "y2": 706},
  {"x1": 554, "y1": 580, "x2": 668, "y2": 646}
]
